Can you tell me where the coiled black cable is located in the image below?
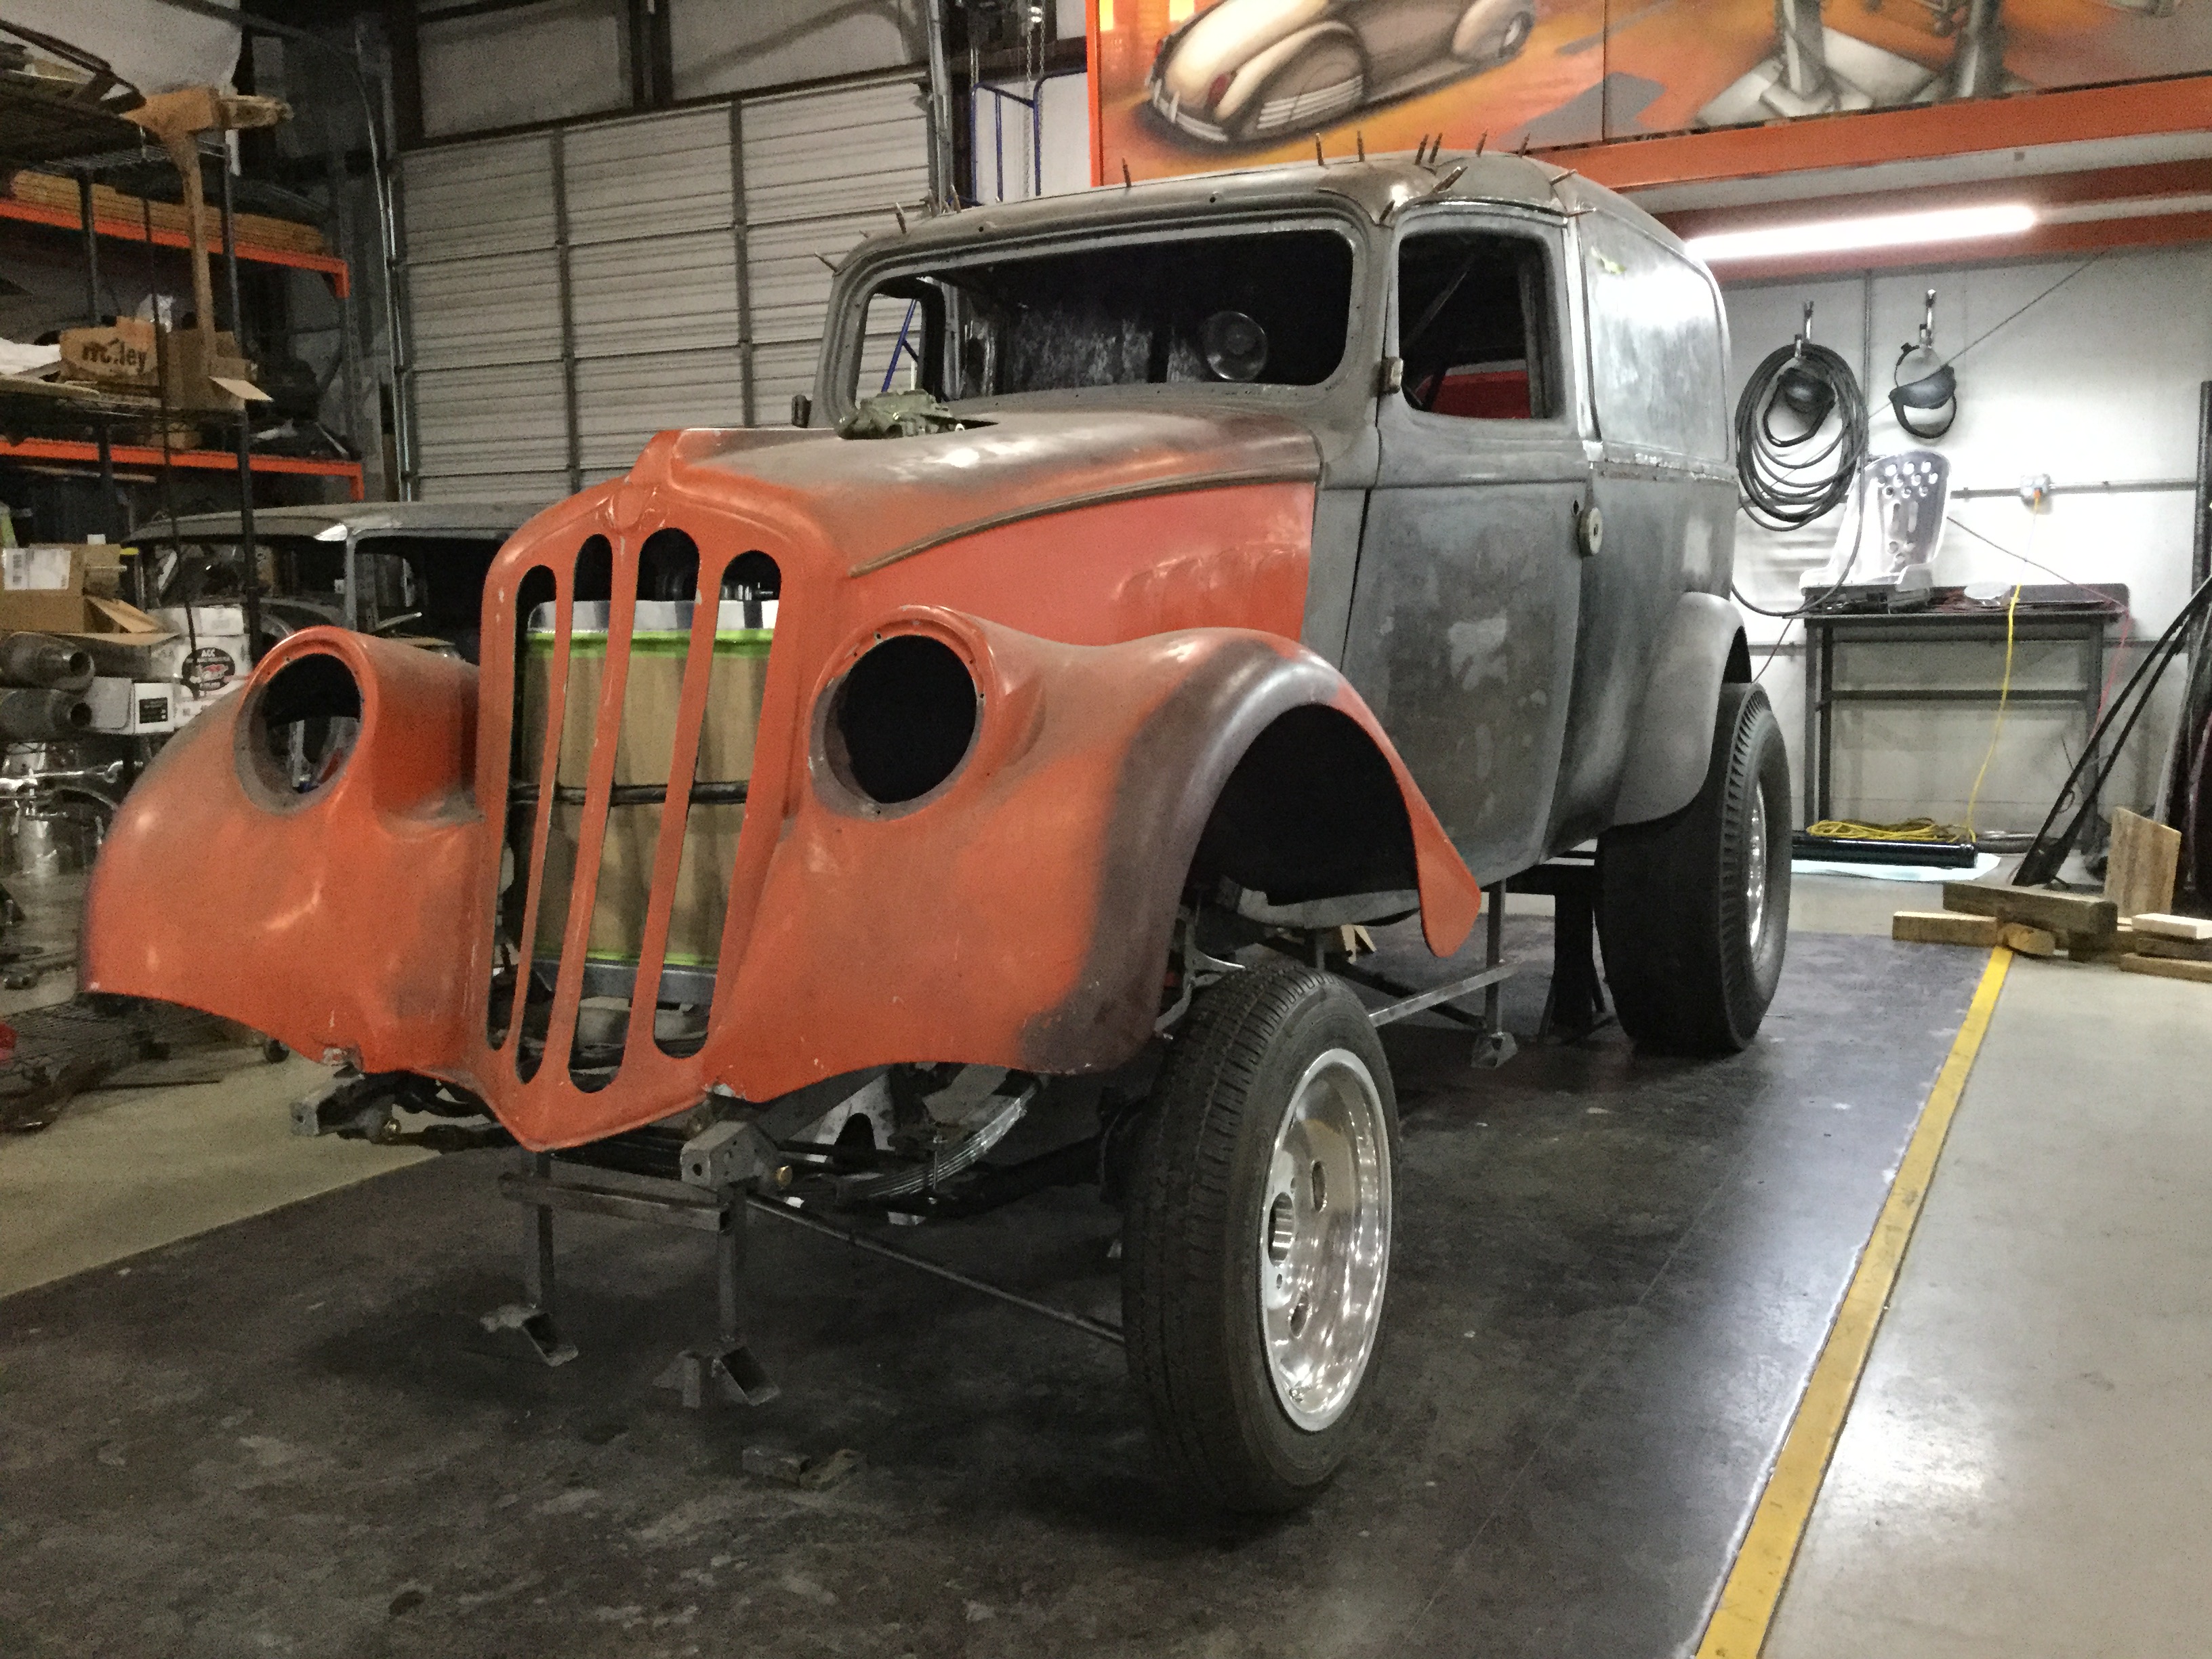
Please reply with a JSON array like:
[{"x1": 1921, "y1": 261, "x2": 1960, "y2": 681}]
[{"x1": 1734, "y1": 340, "x2": 1871, "y2": 533}]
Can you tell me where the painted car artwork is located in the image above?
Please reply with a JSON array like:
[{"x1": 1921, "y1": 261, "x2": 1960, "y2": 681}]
[
  {"x1": 1145, "y1": 0, "x2": 1537, "y2": 144},
  {"x1": 1094, "y1": 0, "x2": 2212, "y2": 175}
]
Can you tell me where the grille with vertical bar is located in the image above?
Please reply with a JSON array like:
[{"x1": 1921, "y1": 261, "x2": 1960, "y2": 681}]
[{"x1": 475, "y1": 520, "x2": 779, "y2": 1136}]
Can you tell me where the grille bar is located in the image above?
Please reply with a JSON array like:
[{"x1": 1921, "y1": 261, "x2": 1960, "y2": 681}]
[
  {"x1": 501, "y1": 573, "x2": 577, "y2": 1057},
  {"x1": 618, "y1": 546, "x2": 737, "y2": 1065},
  {"x1": 540, "y1": 575, "x2": 640, "y2": 1080}
]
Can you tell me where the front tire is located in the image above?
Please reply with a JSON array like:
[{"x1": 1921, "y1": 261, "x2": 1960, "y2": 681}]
[
  {"x1": 1598, "y1": 682, "x2": 1792, "y2": 1054},
  {"x1": 1123, "y1": 964, "x2": 1396, "y2": 1512}
]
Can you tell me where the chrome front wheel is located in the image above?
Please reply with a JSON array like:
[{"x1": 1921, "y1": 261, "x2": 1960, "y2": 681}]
[
  {"x1": 1124, "y1": 963, "x2": 1399, "y2": 1512},
  {"x1": 1258, "y1": 1048, "x2": 1391, "y2": 1432}
]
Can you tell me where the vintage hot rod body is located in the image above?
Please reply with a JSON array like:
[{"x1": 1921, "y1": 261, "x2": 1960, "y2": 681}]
[{"x1": 81, "y1": 152, "x2": 1788, "y2": 1510}]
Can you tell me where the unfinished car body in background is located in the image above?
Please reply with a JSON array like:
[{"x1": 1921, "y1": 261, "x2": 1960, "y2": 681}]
[{"x1": 81, "y1": 152, "x2": 1788, "y2": 1511}]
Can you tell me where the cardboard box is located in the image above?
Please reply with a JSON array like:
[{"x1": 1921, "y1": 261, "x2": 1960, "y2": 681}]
[
  {"x1": 0, "y1": 547, "x2": 169, "y2": 638},
  {"x1": 58, "y1": 320, "x2": 158, "y2": 388},
  {"x1": 165, "y1": 327, "x2": 266, "y2": 413},
  {"x1": 55, "y1": 321, "x2": 264, "y2": 411},
  {"x1": 1, "y1": 544, "x2": 91, "y2": 634},
  {"x1": 85, "y1": 676, "x2": 177, "y2": 735}
]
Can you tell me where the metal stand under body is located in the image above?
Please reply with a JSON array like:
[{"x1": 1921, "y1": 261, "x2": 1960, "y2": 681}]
[
  {"x1": 1511, "y1": 854, "x2": 1612, "y2": 1044},
  {"x1": 485, "y1": 1151, "x2": 778, "y2": 1408},
  {"x1": 1336, "y1": 883, "x2": 1519, "y2": 1068}
]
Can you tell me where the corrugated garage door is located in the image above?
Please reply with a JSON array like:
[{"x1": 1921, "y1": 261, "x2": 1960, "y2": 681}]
[
  {"x1": 398, "y1": 72, "x2": 930, "y2": 504},
  {"x1": 739, "y1": 77, "x2": 933, "y2": 417}
]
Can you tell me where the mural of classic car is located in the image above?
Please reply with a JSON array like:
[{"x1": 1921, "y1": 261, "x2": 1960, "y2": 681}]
[{"x1": 1146, "y1": 0, "x2": 1538, "y2": 144}]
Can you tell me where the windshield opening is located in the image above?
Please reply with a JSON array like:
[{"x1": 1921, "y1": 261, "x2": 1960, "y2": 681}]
[{"x1": 851, "y1": 227, "x2": 1355, "y2": 405}]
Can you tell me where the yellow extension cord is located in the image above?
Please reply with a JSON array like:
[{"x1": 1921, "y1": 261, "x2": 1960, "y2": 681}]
[
  {"x1": 1961, "y1": 581, "x2": 2022, "y2": 838},
  {"x1": 1804, "y1": 816, "x2": 1971, "y2": 844}
]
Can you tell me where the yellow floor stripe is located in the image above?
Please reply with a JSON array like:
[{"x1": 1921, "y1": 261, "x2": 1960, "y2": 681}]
[{"x1": 1694, "y1": 945, "x2": 2014, "y2": 1659}]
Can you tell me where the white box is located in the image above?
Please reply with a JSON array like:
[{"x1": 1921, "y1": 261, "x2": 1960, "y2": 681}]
[
  {"x1": 85, "y1": 676, "x2": 176, "y2": 735},
  {"x1": 148, "y1": 605, "x2": 251, "y2": 695}
]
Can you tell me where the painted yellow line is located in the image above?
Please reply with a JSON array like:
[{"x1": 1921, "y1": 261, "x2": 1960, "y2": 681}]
[{"x1": 1694, "y1": 945, "x2": 2014, "y2": 1659}]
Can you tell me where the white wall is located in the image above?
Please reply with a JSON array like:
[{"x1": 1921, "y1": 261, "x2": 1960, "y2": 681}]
[
  {"x1": 419, "y1": 0, "x2": 628, "y2": 137},
  {"x1": 670, "y1": 0, "x2": 924, "y2": 100},
  {"x1": 969, "y1": 71, "x2": 1090, "y2": 203},
  {"x1": 1721, "y1": 245, "x2": 2209, "y2": 834}
]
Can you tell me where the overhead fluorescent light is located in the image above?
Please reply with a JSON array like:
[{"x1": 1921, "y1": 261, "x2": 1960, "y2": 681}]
[{"x1": 1687, "y1": 203, "x2": 2039, "y2": 264}]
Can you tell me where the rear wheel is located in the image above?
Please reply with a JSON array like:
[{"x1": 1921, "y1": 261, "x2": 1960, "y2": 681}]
[
  {"x1": 1598, "y1": 682, "x2": 1791, "y2": 1054},
  {"x1": 1123, "y1": 963, "x2": 1395, "y2": 1512}
]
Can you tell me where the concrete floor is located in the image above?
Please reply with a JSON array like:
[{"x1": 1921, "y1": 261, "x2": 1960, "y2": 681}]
[
  {"x1": 1, "y1": 872, "x2": 2201, "y2": 1657},
  {"x1": 1765, "y1": 952, "x2": 2212, "y2": 1659}
]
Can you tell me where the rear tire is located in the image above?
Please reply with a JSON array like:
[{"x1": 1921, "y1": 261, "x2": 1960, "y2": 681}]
[
  {"x1": 1123, "y1": 963, "x2": 1396, "y2": 1512},
  {"x1": 1598, "y1": 682, "x2": 1791, "y2": 1054}
]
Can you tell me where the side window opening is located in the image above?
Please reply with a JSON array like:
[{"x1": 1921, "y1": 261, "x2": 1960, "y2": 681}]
[
  {"x1": 1396, "y1": 231, "x2": 1553, "y2": 422},
  {"x1": 858, "y1": 282, "x2": 943, "y2": 398}
]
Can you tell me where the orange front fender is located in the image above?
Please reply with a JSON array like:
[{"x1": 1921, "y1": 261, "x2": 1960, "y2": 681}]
[
  {"x1": 703, "y1": 611, "x2": 1483, "y2": 1098},
  {"x1": 81, "y1": 628, "x2": 483, "y2": 1071}
]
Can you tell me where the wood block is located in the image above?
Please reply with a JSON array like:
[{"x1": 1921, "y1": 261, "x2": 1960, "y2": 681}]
[
  {"x1": 1942, "y1": 882, "x2": 2118, "y2": 940},
  {"x1": 2119, "y1": 953, "x2": 2212, "y2": 985},
  {"x1": 2066, "y1": 931, "x2": 2131, "y2": 963},
  {"x1": 2132, "y1": 912, "x2": 2212, "y2": 943},
  {"x1": 1891, "y1": 910, "x2": 1999, "y2": 947},
  {"x1": 1999, "y1": 923, "x2": 2057, "y2": 958},
  {"x1": 2105, "y1": 808, "x2": 2182, "y2": 920},
  {"x1": 2130, "y1": 934, "x2": 2212, "y2": 962}
]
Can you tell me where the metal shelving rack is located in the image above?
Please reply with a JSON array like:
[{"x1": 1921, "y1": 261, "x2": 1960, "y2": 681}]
[{"x1": 1, "y1": 70, "x2": 363, "y2": 625}]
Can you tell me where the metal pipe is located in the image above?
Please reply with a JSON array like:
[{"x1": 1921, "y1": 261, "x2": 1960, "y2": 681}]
[
  {"x1": 1950, "y1": 479, "x2": 2198, "y2": 499},
  {"x1": 75, "y1": 172, "x2": 122, "y2": 546},
  {"x1": 0, "y1": 689, "x2": 95, "y2": 741},
  {"x1": 140, "y1": 190, "x2": 192, "y2": 643},
  {"x1": 218, "y1": 147, "x2": 262, "y2": 665},
  {"x1": 748, "y1": 1196, "x2": 1125, "y2": 1346},
  {"x1": 0, "y1": 635, "x2": 95, "y2": 691},
  {"x1": 2194, "y1": 382, "x2": 2212, "y2": 593},
  {"x1": 922, "y1": 0, "x2": 958, "y2": 205}
]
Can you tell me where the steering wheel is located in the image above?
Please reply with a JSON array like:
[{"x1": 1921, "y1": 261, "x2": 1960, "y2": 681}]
[{"x1": 370, "y1": 611, "x2": 424, "y2": 636}]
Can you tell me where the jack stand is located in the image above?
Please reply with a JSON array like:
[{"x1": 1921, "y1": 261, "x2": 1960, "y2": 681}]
[
  {"x1": 489, "y1": 1137, "x2": 782, "y2": 1408},
  {"x1": 655, "y1": 1194, "x2": 780, "y2": 1408},
  {"x1": 480, "y1": 1154, "x2": 579, "y2": 1366},
  {"x1": 1472, "y1": 884, "x2": 1518, "y2": 1069},
  {"x1": 1511, "y1": 855, "x2": 1614, "y2": 1044}
]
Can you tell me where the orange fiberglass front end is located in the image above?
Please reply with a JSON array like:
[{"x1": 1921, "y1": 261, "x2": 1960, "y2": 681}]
[{"x1": 82, "y1": 410, "x2": 1484, "y2": 1149}]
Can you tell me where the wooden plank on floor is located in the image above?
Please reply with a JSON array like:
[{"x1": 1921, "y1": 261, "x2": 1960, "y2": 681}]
[
  {"x1": 1891, "y1": 910, "x2": 1999, "y2": 947},
  {"x1": 1999, "y1": 923, "x2": 2057, "y2": 958},
  {"x1": 2119, "y1": 953, "x2": 2212, "y2": 984},
  {"x1": 1942, "y1": 882, "x2": 2118, "y2": 939},
  {"x1": 2130, "y1": 934, "x2": 2212, "y2": 962}
]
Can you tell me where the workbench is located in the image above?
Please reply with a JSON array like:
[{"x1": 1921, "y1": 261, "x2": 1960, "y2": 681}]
[{"x1": 1799, "y1": 587, "x2": 2126, "y2": 826}]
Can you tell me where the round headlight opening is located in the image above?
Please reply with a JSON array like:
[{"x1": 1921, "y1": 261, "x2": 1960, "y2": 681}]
[
  {"x1": 830, "y1": 634, "x2": 979, "y2": 806},
  {"x1": 247, "y1": 653, "x2": 362, "y2": 799}
]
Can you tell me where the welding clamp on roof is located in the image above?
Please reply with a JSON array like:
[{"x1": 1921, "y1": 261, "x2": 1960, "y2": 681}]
[{"x1": 1891, "y1": 289, "x2": 1959, "y2": 441}]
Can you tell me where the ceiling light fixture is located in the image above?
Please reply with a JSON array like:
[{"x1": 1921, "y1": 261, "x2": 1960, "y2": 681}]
[{"x1": 1687, "y1": 203, "x2": 2039, "y2": 264}]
